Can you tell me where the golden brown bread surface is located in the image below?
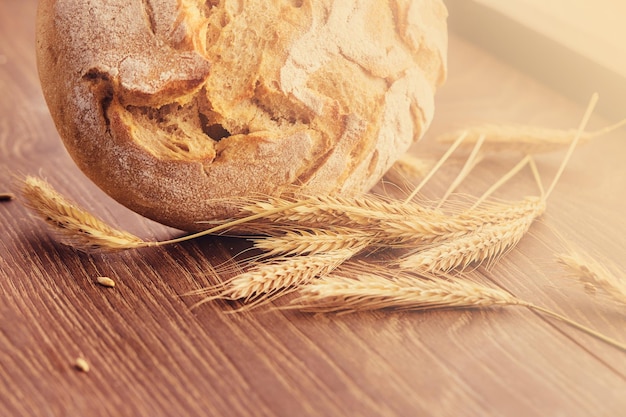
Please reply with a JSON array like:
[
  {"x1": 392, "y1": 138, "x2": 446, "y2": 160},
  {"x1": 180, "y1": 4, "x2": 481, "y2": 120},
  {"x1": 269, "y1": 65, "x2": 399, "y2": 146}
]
[{"x1": 36, "y1": 0, "x2": 448, "y2": 231}]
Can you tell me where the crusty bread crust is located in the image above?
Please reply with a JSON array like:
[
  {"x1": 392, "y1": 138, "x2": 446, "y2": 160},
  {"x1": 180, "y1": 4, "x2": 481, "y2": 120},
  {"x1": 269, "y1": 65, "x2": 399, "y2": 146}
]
[{"x1": 36, "y1": 0, "x2": 448, "y2": 231}]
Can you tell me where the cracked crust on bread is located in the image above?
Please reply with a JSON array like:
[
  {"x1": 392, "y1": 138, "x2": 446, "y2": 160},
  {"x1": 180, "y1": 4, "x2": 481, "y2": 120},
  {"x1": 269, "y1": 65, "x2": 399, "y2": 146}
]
[{"x1": 36, "y1": 0, "x2": 448, "y2": 231}]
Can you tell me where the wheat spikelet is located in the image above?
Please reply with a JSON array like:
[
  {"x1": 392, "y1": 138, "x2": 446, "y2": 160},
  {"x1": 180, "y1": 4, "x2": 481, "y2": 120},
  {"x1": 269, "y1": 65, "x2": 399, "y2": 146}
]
[
  {"x1": 20, "y1": 176, "x2": 145, "y2": 251},
  {"x1": 557, "y1": 251, "x2": 626, "y2": 305},
  {"x1": 399, "y1": 198, "x2": 546, "y2": 273},
  {"x1": 436, "y1": 118, "x2": 626, "y2": 155},
  {"x1": 289, "y1": 270, "x2": 524, "y2": 313}
]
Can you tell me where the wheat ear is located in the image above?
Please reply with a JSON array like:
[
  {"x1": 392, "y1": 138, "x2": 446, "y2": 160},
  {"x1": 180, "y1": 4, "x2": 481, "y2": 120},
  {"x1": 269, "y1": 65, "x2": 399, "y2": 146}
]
[
  {"x1": 192, "y1": 247, "x2": 362, "y2": 310},
  {"x1": 290, "y1": 271, "x2": 522, "y2": 312},
  {"x1": 398, "y1": 197, "x2": 547, "y2": 272},
  {"x1": 436, "y1": 116, "x2": 626, "y2": 155},
  {"x1": 244, "y1": 193, "x2": 547, "y2": 249},
  {"x1": 20, "y1": 175, "x2": 315, "y2": 252},
  {"x1": 557, "y1": 251, "x2": 626, "y2": 305},
  {"x1": 287, "y1": 268, "x2": 626, "y2": 352},
  {"x1": 21, "y1": 176, "x2": 146, "y2": 251},
  {"x1": 251, "y1": 227, "x2": 374, "y2": 258}
]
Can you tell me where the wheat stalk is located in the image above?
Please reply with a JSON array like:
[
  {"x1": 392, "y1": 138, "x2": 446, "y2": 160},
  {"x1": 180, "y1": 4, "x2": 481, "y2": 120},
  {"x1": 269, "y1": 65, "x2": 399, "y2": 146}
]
[
  {"x1": 404, "y1": 131, "x2": 469, "y2": 203},
  {"x1": 557, "y1": 251, "x2": 626, "y2": 305},
  {"x1": 21, "y1": 176, "x2": 146, "y2": 251},
  {"x1": 436, "y1": 133, "x2": 486, "y2": 208},
  {"x1": 436, "y1": 117, "x2": 626, "y2": 155}
]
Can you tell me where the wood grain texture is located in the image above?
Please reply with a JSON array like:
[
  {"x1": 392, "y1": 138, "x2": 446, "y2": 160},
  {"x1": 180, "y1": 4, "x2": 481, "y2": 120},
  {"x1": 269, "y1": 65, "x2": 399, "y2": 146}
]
[{"x1": 1, "y1": 1, "x2": 625, "y2": 417}]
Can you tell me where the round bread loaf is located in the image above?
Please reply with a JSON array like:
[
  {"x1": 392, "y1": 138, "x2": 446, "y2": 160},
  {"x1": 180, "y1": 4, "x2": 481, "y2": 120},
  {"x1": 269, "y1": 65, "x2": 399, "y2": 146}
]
[{"x1": 36, "y1": 0, "x2": 448, "y2": 231}]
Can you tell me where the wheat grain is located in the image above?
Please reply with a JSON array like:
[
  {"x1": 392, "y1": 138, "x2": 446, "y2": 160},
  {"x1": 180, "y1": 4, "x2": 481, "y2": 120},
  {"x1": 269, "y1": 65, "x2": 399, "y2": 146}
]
[
  {"x1": 399, "y1": 198, "x2": 546, "y2": 273},
  {"x1": 557, "y1": 251, "x2": 626, "y2": 305},
  {"x1": 95, "y1": 276, "x2": 116, "y2": 288},
  {"x1": 74, "y1": 357, "x2": 90, "y2": 373},
  {"x1": 436, "y1": 117, "x2": 626, "y2": 155},
  {"x1": 21, "y1": 176, "x2": 146, "y2": 252}
]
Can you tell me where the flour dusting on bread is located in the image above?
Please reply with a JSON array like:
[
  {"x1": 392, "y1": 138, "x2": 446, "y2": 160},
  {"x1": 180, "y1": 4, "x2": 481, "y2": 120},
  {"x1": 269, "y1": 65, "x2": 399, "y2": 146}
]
[{"x1": 36, "y1": 0, "x2": 448, "y2": 230}]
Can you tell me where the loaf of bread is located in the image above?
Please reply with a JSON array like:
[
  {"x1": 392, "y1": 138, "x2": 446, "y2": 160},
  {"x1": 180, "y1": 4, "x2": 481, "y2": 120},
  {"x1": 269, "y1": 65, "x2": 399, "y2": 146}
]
[{"x1": 36, "y1": 0, "x2": 448, "y2": 231}]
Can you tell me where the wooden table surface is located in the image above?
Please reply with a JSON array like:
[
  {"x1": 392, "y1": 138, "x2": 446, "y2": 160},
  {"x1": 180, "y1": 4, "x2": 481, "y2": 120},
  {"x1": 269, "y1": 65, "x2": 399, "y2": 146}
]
[{"x1": 2, "y1": 1, "x2": 625, "y2": 416}]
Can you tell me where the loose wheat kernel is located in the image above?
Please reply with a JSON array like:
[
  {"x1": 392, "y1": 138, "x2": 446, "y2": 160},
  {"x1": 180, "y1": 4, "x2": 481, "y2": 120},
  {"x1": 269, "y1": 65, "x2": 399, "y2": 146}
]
[
  {"x1": 74, "y1": 357, "x2": 90, "y2": 373},
  {"x1": 96, "y1": 276, "x2": 116, "y2": 288}
]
